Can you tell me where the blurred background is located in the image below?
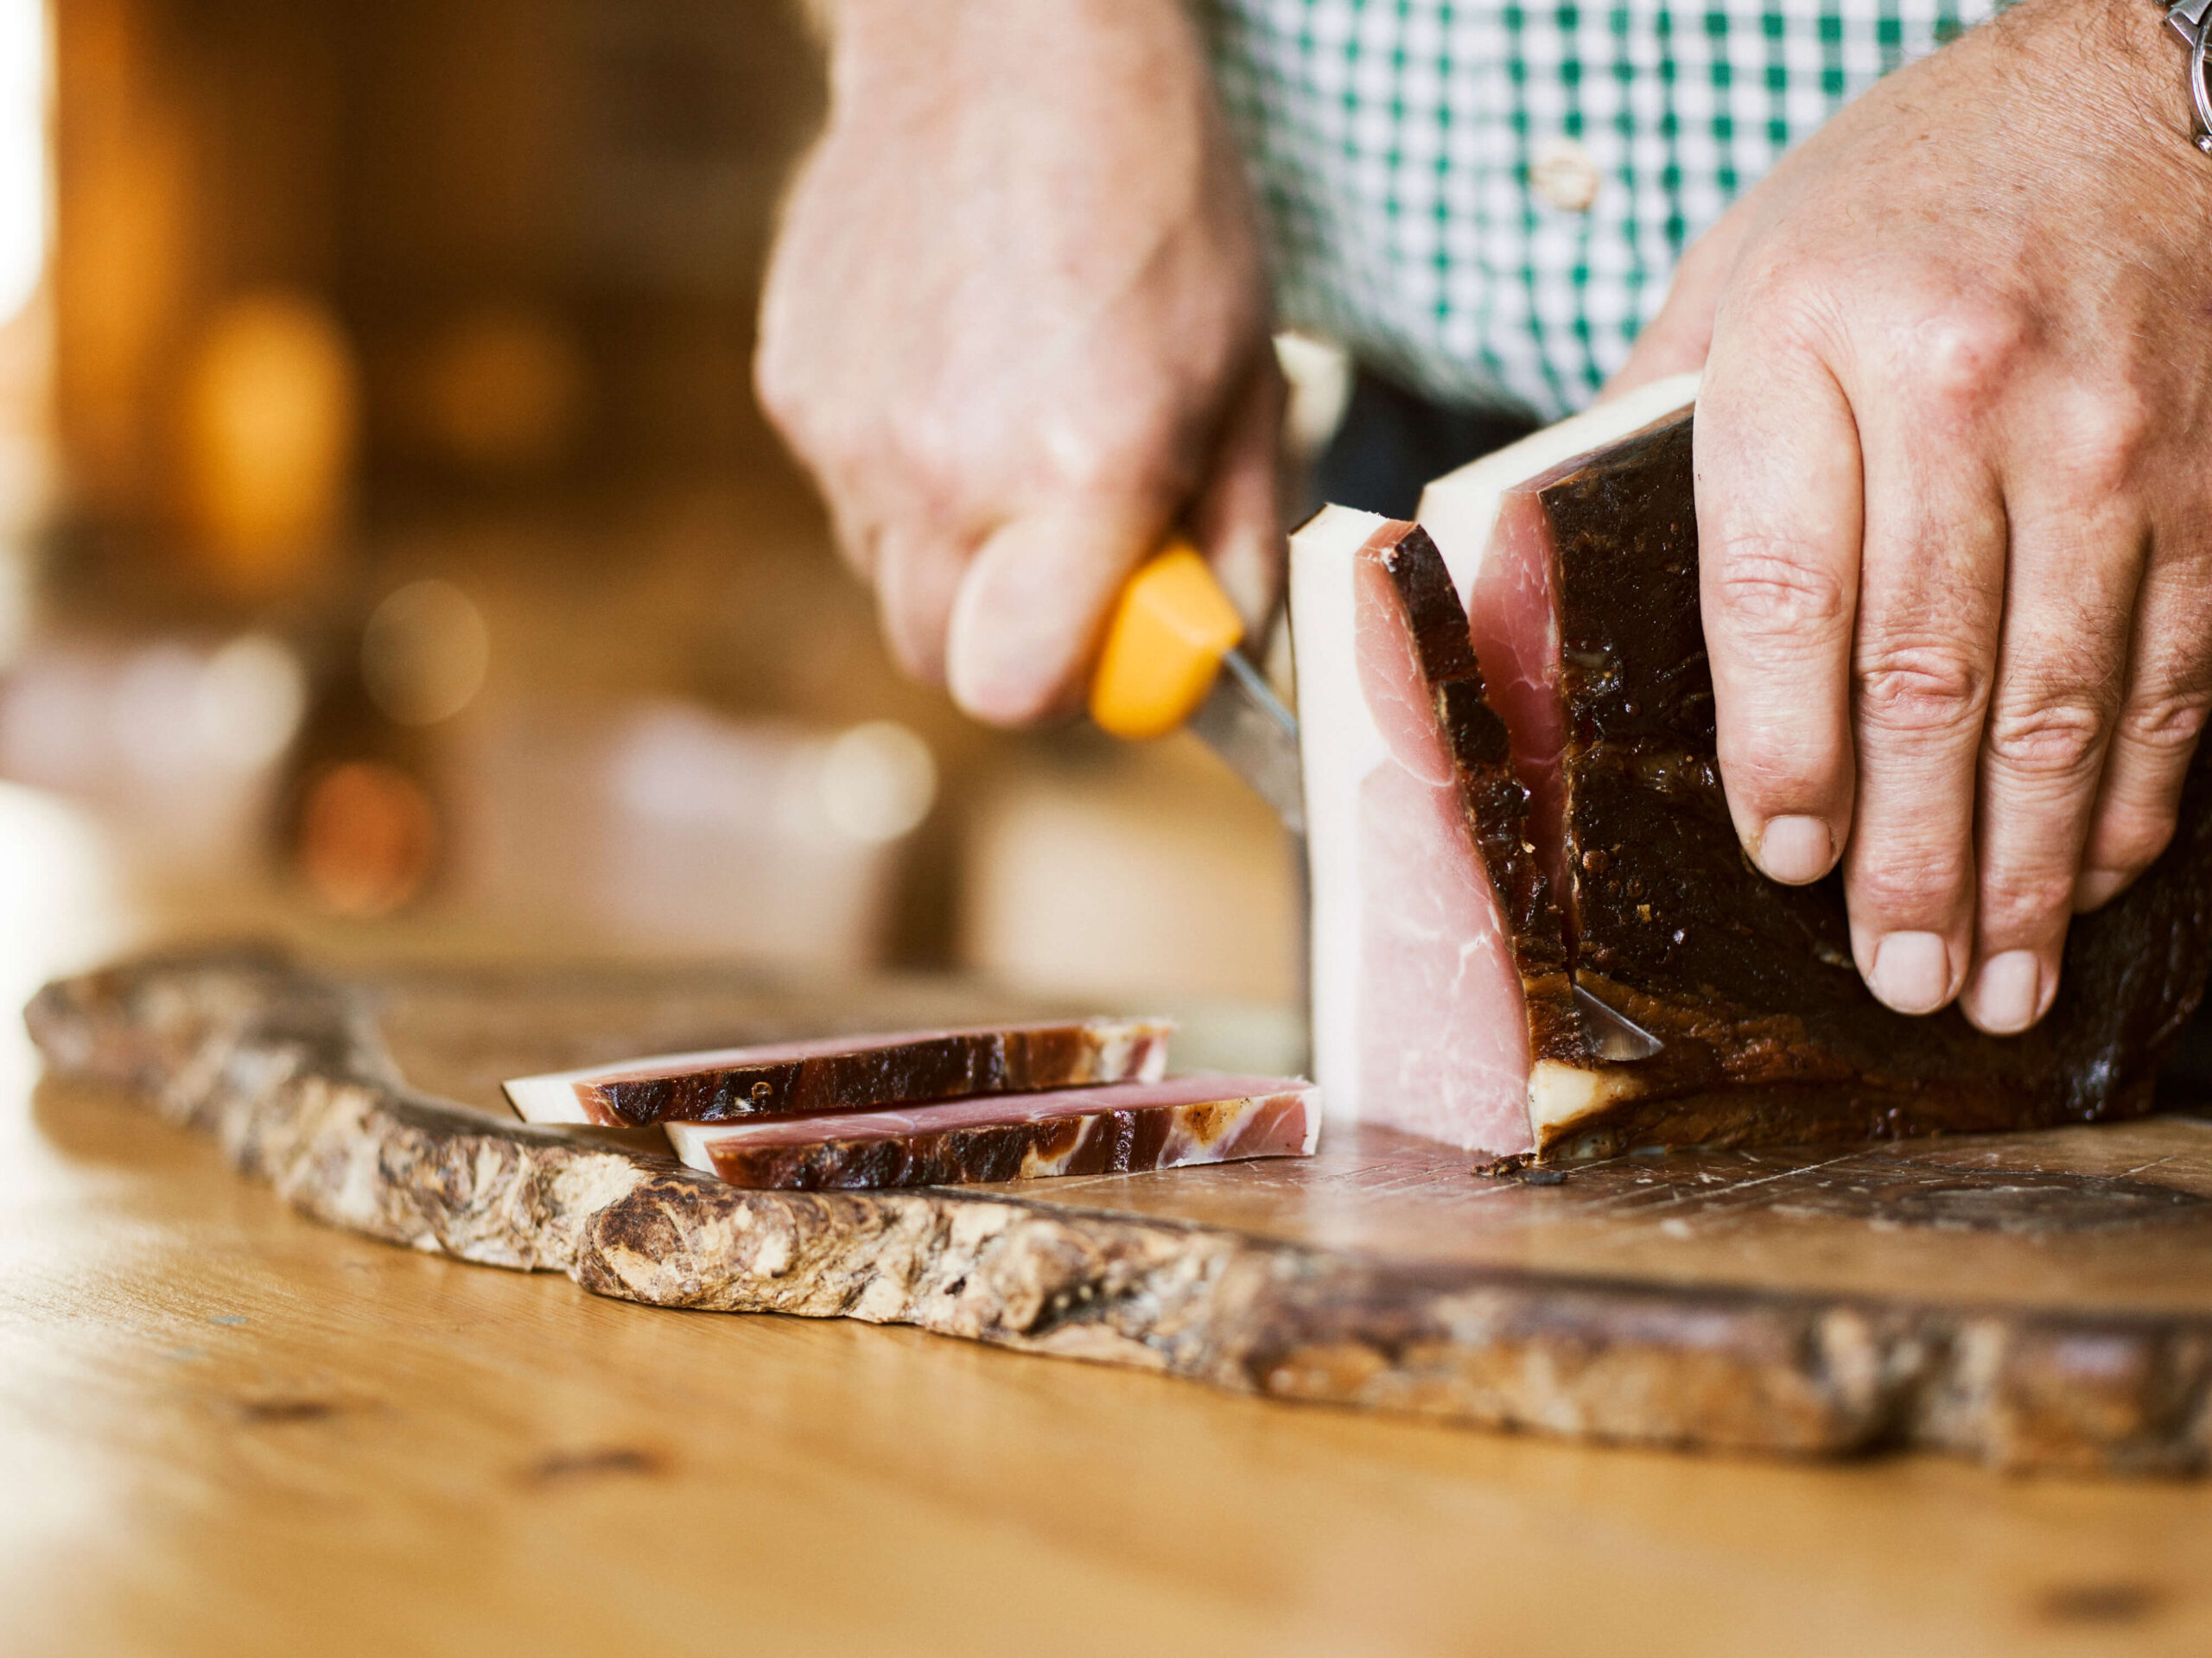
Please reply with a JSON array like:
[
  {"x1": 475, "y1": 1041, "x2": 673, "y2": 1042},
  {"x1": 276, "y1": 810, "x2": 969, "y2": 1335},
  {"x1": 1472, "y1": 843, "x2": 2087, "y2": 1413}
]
[{"x1": 0, "y1": 0, "x2": 1316, "y2": 1058}]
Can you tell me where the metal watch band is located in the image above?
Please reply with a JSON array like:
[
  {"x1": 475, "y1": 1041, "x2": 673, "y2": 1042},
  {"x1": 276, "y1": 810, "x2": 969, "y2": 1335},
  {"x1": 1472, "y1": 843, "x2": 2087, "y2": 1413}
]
[{"x1": 2170, "y1": 0, "x2": 2212, "y2": 153}]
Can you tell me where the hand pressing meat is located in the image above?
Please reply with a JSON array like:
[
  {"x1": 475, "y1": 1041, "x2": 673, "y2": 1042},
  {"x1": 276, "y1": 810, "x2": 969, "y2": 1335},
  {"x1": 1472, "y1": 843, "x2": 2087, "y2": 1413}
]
[
  {"x1": 1611, "y1": 0, "x2": 2212, "y2": 1035},
  {"x1": 754, "y1": 0, "x2": 1282, "y2": 725}
]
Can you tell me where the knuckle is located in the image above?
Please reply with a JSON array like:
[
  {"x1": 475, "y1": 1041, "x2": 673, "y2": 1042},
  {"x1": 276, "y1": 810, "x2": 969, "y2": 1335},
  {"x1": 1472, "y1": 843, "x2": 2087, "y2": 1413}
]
[
  {"x1": 1718, "y1": 717, "x2": 1845, "y2": 809},
  {"x1": 1720, "y1": 734, "x2": 1822, "y2": 798},
  {"x1": 2116, "y1": 689, "x2": 2212, "y2": 754},
  {"x1": 883, "y1": 402, "x2": 960, "y2": 481},
  {"x1": 1852, "y1": 848, "x2": 1973, "y2": 918},
  {"x1": 1037, "y1": 398, "x2": 1190, "y2": 501},
  {"x1": 1709, "y1": 544, "x2": 1853, "y2": 646},
  {"x1": 2050, "y1": 387, "x2": 2153, "y2": 498},
  {"x1": 1897, "y1": 306, "x2": 2031, "y2": 412},
  {"x1": 1978, "y1": 867, "x2": 2078, "y2": 933},
  {"x1": 2088, "y1": 802, "x2": 2180, "y2": 873},
  {"x1": 1856, "y1": 640, "x2": 1987, "y2": 735},
  {"x1": 1984, "y1": 696, "x2": 2108, "y2": 781},
  {"x1": 752, "y1": 339, "x2": 808, "y2": 440}
]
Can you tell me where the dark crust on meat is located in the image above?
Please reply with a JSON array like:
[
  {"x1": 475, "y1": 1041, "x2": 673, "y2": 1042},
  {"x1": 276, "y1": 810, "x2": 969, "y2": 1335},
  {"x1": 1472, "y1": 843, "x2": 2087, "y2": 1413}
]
[
  {"x1": 579, "y1": 1020, "x2": 1168, "y2": 1128},
  {"x1": 1372, "y1": 525, "x2": 1580, "y2": 1062},
  {"x1": 703, "y1": 1095, "x2": 1300, "y2": 1191},
  {"x1": 1525, "y1": 411, "x2": 2212, "y2": 1154}
]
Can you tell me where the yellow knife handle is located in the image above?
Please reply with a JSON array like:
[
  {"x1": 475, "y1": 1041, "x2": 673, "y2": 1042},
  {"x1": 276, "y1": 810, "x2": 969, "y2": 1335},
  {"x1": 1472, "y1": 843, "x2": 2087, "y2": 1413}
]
[{"x1": 1088, "y1": 539, "x2": 1246, "y2": 740}]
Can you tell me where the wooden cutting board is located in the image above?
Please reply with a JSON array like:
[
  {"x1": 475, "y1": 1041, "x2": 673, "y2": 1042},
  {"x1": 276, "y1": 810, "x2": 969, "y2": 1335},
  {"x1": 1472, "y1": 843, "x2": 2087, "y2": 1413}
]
[{"x1": 29, "y1": 945, "x2": 2212, "y2": 1477}]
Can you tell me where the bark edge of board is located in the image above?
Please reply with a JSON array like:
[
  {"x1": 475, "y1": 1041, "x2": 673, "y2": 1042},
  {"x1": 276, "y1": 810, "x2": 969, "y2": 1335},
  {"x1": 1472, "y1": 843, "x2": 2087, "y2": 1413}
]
[{"x1": 28, "y1": 943, "x2": 2212, "y2": 1478}]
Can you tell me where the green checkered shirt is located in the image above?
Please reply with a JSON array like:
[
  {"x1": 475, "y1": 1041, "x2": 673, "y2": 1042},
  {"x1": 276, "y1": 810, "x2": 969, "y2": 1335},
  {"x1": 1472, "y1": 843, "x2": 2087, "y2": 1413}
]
[{"x1": 1208, "y1": 0, "x2": 1992, "y2": 420}]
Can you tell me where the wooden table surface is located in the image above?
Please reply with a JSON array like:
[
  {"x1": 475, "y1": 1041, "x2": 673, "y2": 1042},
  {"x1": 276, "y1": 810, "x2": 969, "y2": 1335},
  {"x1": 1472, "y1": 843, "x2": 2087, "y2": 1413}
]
[{"x1": 1, "y1": 791, "x2": 2209, "y2": 1656}]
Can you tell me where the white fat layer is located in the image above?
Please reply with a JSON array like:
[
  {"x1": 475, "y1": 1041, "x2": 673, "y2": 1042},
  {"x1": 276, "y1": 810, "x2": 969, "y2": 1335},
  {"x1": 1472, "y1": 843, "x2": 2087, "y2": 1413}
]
[
  {"x1": 504, "y1": 1076, "x2": 592, "y2": 1125},
  {"x1": 665, "y1": 1121, "x2": 721, "y2": 1172},
  {"x1": 1289, "y1": 505, "x2": 1391, "y2": 1123},
  {"x1": 1417, "y1": 372, "x2": 1702, "y2": 605},
  {"x1": 1526, "y1": 1058, "x2": 1645, "y2": 1143}
]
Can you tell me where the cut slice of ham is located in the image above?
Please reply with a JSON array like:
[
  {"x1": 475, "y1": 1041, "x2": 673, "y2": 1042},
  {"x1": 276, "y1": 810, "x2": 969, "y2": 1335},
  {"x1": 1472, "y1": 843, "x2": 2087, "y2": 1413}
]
[
  {"x1": 1423, "y1": 373, "x2": 1705, "y2": 909},
  {"x1": 503, "y1": 1018, "x2": 1171, "y2": 1128},
  {"x1": 664, "y1": 1073, "x2": 1319, "y2": 1190}
]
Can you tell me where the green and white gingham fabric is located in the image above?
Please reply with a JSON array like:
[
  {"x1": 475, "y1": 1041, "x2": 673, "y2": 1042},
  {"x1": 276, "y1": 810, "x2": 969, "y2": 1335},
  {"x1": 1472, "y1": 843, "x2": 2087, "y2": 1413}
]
[{"x1": 1207, "y1": 0, "x2": 1995, "y2": 420}]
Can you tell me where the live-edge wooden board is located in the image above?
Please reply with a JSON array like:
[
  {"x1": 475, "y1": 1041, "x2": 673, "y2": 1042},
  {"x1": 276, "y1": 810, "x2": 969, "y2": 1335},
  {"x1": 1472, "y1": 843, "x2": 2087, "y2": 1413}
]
[{"x1": 29, "y1": 944, "x2": 2212, "y2": 1476}]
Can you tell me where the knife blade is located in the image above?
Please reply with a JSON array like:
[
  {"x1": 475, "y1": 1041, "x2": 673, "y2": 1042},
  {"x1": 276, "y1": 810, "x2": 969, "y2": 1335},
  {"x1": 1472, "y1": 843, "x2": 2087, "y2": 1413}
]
[
  {"x1": 1185, "y1": 647, "x2": 1303, "y2": 835},
  {"x1": 1573, "y1": 982, "x2": 1663, "y2": 1062}
]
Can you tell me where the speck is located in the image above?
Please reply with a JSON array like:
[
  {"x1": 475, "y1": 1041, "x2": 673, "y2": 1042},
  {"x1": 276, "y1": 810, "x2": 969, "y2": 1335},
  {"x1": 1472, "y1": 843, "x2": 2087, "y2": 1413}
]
[{"x1": 208, "y1": 1315, "x2": 248, "y2": 1327}]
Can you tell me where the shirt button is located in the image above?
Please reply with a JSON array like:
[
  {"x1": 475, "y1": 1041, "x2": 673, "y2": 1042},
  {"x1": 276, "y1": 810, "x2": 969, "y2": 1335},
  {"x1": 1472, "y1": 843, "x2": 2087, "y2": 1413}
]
[{"x1": 1532, "y1": 137, "x2": 1602, "y2": 213}]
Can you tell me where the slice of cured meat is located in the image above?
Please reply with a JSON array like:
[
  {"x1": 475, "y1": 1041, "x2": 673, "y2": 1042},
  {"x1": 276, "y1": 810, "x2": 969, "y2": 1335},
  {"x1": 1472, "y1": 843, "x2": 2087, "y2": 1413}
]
[
  {"x1": 503, "y1": 1018, "x2": 1171, "y2": 1128},
  {"x1": 1293, "y1": 506, "x2": 1538, "y2": 1153},
  {"x1": 663, "y1": 1074, "x2": 1319, "y2": 1190}
]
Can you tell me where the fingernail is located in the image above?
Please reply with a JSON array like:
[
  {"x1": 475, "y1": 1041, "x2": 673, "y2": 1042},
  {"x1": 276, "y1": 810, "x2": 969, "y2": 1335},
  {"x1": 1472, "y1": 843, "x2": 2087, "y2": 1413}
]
[
  {"x1": 1754, "y1": 816, "x2": 1832, "y2": 885},
  {"x1": 1967, "y1": 950, "x2": 2041, "y2": 1035},
  {"x1": 1869, "y1": 931, "x2": 1951, "y2": 1015},
  {"x1": 2073, "y1": 867, "x2": 2129, "y2": 912}
]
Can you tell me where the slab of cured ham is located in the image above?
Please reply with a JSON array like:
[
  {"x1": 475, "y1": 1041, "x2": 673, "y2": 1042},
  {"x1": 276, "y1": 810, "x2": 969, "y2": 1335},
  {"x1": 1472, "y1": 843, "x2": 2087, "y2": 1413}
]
[
  {"x1": 1293, "y1": 372, "x2": 2212, "y2": 1159},
  {"x1": 503, "y1": 1018, "x2": 1171, "y2": 1127},
  {"x1": 664, "y1": 1074, "x2": 1320, "y2": 1191}
]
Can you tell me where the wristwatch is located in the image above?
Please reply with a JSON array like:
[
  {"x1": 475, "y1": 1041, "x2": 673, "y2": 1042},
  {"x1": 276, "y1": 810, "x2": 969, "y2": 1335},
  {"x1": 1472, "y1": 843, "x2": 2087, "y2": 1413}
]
[{"x1": 2169, "y1": 0, "x2": 2212, "y2": 152}]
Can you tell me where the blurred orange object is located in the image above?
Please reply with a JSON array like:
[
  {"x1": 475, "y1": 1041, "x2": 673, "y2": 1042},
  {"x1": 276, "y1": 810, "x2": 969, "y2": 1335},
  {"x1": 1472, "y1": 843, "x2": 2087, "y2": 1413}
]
[
  {"x1": 295, "y1": 758, "x2": 437, "y2": 918},
  {"x1": 177, "y1": 289, "x2": 358, "y2": 600},
  {"x1": 413, "y1": 305, "x2": 588, "y2": 474},
  {"x1": 1087, "y1": 540, "x2": 1244, "y2": 741}
]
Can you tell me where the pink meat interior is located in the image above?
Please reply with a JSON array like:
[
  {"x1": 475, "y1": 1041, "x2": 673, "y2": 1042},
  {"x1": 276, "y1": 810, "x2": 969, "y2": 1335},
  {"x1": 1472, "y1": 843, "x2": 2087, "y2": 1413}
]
[
  {"x1": 1351, "y1": 534, "x2": 1535, "y2": 1153},
  {"x1": 1466, "y1": 485, "x2": 1568, "y2": 914},
  {"x1": 685, "y1": 1073, "x2": 1311, "y2": 1148}
]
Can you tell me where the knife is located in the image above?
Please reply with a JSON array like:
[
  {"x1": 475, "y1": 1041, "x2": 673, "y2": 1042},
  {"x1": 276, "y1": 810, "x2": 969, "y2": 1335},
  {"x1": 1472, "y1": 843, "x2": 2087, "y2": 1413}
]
[
  {"x1": 1088, "y1": 540, "x2": 1304, "y2": 835},
  {"x1": 1090, "y1": 541, "x2": 1660, "y2": 1061}
]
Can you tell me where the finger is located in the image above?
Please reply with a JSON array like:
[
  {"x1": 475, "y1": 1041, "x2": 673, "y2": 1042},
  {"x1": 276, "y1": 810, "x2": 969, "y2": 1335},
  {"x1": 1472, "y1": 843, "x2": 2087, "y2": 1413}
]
[
  {"x1": 1185, "y1": 355, "x2": 1287, "y2": 633},
  {"x1": 1959, "y1": 461, "x2": 2145, "y2": 1034},
  {"x1": 1695, "y1": 321, "x2": 1863, "y2": 889},
  {"x1": 874, "y1": 522, "x2": 977, "y2": 687},
  {"x1": 2074, "y1": 554, "x2": 2212, "y2": 911},
  {"x1": 1841, "y1": 426, "x2": 2006, "y2": 1018},
  {"x1": 944, "y1": 503, "x2": 1162, "y2": 725}
]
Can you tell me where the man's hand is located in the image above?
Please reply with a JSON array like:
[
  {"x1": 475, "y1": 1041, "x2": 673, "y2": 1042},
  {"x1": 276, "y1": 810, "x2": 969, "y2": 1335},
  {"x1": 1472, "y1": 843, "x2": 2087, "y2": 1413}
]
[
  {"x1": 1611, "y1": 0, "x2": 2212, "y2": 1033},
  {"x1": 756, "y1": 0, "x2": 1281, "y2": 726}
]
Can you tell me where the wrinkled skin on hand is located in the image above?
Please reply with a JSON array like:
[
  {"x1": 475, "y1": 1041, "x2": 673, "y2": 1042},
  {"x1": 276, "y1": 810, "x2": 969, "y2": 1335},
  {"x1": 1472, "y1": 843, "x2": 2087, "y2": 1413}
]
[
  {"x1": 756, "y1": 0, "x2": 1282, "y2": 726},
  {"x1": 1611, "y1": 0, "x2": 2212, "y2": 1034}
]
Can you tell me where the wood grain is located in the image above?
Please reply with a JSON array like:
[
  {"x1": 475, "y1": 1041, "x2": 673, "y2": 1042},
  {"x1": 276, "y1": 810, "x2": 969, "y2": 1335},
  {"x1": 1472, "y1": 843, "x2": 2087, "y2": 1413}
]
[
  {"x1": 29, "y1": 946, "x2": 2212, "y2": 1479},
  {"x1": 15, "y1": 950, "x2": 2212, "y2": 1654}
]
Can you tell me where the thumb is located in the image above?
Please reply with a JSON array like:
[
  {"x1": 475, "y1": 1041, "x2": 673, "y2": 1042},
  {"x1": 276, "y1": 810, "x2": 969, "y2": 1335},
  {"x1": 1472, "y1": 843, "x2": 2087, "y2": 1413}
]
[{"x1": 945, "y1": 505, "x2": 1162, "y2": 726}]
